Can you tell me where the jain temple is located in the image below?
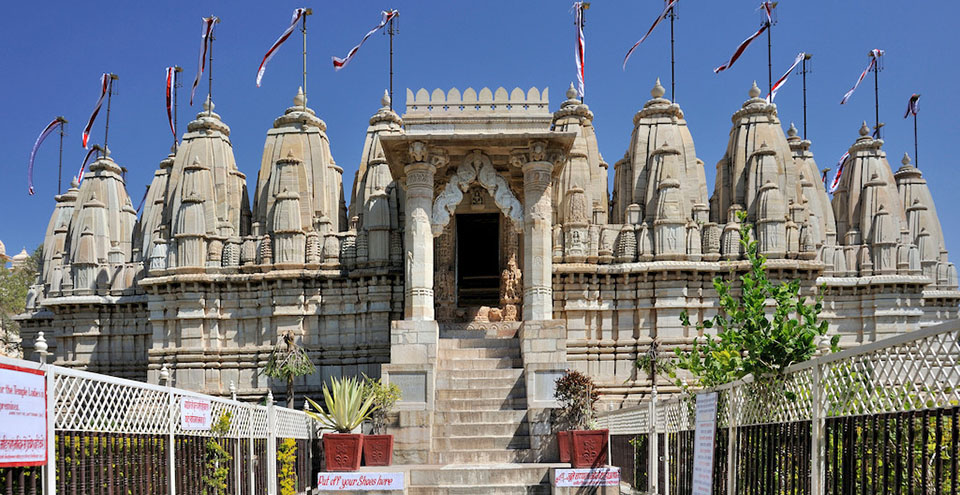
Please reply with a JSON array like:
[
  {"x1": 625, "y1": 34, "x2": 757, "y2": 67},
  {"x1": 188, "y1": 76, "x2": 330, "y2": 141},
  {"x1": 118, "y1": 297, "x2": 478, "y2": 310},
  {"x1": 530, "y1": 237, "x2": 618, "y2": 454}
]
[{"x1": 16, "y1": 79, "x2": 959, "y2": 463}]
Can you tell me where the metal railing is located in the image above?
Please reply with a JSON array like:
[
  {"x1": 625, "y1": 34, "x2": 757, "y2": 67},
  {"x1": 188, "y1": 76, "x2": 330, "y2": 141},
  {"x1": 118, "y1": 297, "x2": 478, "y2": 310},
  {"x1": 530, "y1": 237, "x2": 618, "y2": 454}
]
[
  {"x1": 0, "y1": 341, "x2": 316, "y2": 495},
  {"x1": 598, "y1": 318, "x2": 960, "y2": 494}
]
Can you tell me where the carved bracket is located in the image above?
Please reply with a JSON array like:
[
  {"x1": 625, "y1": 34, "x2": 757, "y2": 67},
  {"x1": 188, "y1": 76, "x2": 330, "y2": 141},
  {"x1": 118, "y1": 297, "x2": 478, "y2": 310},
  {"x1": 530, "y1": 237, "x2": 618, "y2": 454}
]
[{"x1": 431, "y1": 151, "x2": 524, "y2": 236}]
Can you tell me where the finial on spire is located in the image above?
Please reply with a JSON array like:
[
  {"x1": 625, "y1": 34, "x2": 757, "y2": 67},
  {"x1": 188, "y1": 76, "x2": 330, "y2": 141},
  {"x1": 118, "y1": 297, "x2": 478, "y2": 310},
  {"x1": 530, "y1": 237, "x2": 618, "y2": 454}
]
[
  {"x1": 902, "y1": 152, "x2": 912, "y2": 166},
  {"x1": 749, "y1": 81, "x2": 761, "y2": 98},
  {"x1": 859, "y1": 121, "x2": 869, "y2": 137},
  {"x1": 566, "y1": 82, "x2": 577, "y2": 100},
  {"x1": 787, "y1": 122, "x2": 798, "y2": 137},
  {"x1": 192, "y1": 156, "x2": 201, "y2": 166},
  {"x1": 170, "y1": 144, "x2": 177, "y2": 154},
  {"x1": 286, "y1": 150, "x2": 295, "y2": 159},
  {"x1": 381, "y1": 89, "x2": 391, "y2": 108},
  {"x1": 294, "y1": 86, "x2": 306, "y2": 107},
  {"x1": 203, "y1": 95, "x2": 214, "y2": 113},
  {"x1": 70, "y1": 178, "x2": 79, "y2": 188},
  {"x1": 651, "y1": 78, "x2": 665, "y2": 99}
]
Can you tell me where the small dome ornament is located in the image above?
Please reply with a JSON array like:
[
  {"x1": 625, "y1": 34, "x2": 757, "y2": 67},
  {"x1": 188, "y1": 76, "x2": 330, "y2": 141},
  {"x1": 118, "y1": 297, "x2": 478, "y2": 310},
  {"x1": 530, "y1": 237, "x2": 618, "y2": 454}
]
[
  {"x1": 749, "y1": 80, "x2": 761, "y2": 98},
  {"x1": 566, "y1": 82, "x2": 578, "y2": 100},
  {"x1": 203, "y1": 95, "x2": 215, "y2": 113},
  {"x1": 787, "y1": 122, "x2": 798, "y2": 138},
  {"x1": 859, "y1": 121, "x2": 870, "y2": 137},
  {"x1": 902, "y1": 152, "x2": 912, "y2": 167},
  {"x1": 293, "y1": 86, "x2": 306, "y2": 108},
  {"x1": 35, "y1": 331, "x2": 49, "y2": 364},
  {"x1": 651, "y1": 78, "x2": 665, "y2": 99},
  {"x1": 159, "y1": 363, "x2": 170, "y2": 384},
  {"x1": 381, "y1": 89, "x2": 391, "y2": 108}
]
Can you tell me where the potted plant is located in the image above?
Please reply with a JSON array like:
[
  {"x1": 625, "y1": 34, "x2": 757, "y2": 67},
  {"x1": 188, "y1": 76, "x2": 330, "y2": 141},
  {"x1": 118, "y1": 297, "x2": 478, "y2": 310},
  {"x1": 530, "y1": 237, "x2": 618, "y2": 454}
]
[
  {"x1": 305, "y1": 375, "x2": 377, "y2": 472},
  {"x1": 360, "y1": 374, "x2": 402, "y2": 466},
  {"x1": 555, "y1": 369, "x2": 608, "y2": 468}
]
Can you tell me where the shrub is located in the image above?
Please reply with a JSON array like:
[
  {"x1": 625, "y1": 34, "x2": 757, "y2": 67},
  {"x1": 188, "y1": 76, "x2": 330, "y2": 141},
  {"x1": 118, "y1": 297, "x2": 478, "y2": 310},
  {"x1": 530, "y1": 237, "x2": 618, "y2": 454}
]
[{"x1": 554, "y1": 370, "x2": 600, "y2": 430}]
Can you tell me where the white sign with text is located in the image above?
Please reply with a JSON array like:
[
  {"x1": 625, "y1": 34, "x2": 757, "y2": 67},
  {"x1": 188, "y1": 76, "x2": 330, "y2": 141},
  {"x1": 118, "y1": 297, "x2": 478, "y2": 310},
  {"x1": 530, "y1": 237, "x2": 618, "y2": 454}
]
[
  {"x1": 692, "y1": 391, "x2": 719, "y2": 495},
  {"x1": 0, "y1": 364, "x2": 46, "y2": 466},
  {"x1": 553, "y1": 467, "x2": 620, "y2": 487},
  {"x1": 179, "y1": 397, "x2": 212, "y2": 431},
  {"x1": 317, "y1": 472, "x2": 404, "y2": 491}
]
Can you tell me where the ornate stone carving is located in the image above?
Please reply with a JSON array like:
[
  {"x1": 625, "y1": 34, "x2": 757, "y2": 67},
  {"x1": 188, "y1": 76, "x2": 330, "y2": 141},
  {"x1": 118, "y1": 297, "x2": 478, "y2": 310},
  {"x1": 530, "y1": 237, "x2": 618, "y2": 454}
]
[
  {"x1": 430, "y1": 152, "x2": 523, "y2": 236},
  {"x1": 409, "y1": 141, "x2": 428, "y2": 163}
]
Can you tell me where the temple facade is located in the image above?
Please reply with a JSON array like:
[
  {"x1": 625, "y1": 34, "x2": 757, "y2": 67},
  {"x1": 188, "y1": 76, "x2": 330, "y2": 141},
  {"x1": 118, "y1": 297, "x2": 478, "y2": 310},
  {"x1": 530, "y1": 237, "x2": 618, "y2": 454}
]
[{"x1": 16, "y1": 79, "x2": 959, "y2": 462}]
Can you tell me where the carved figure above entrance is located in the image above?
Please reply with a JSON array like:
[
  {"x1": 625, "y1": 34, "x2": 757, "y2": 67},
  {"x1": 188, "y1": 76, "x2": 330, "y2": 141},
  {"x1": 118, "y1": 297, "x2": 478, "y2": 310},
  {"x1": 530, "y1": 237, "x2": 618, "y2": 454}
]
[{"x1": 431, "y1": 151, "x2": 524, "y2": 236}]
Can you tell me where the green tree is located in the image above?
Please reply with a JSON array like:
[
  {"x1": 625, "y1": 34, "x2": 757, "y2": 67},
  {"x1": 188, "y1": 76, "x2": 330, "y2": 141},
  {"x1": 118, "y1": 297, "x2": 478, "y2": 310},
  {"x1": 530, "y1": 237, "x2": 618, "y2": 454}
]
[
  {"x1": 262, "y1": 331, "x2": 316, "y2": 408},
  {"x1": 0, "y1": 246, "x2": 41, "y2": 354},
  {"x1": 675, "y1": 212, "x2": 839, "y2": 389},
  {"x1": 202, "y1": 412, "x2": 233, "y2": 495}
]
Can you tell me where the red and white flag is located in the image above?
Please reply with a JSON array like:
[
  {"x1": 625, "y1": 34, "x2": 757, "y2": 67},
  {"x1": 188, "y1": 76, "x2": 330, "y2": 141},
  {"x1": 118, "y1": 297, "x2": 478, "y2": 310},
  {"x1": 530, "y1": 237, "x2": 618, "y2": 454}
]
[
  {"x1": 840, "y1": 49, "x2": 883, "y2": 104},
  {"x1": 165, "y1": 67, "x2": 177, "y2": 141},
  {"x1": 758, "y1": 1, "x2": 775, "y2": 24},
  {"x1": 27, "y1": 117, "x2": 65, "y2": 195},
  {"x1": 623, "y1": 0, "x2": 678, "y2": 70},
  {"x1": 332, "y1": 10, "x2": 398, "y2": 71},
  {"x1": 82, "y1": 74, "x2": 109, "y2": 149},
  {"x1": 767, "y1": 52, "x2": 804, "y2": 102},
  {"x1": 713, "y1": 23, "x2": 768, "y2": 74},
  {"x1": 256, "y1": 8, "x2": 307, "y2": 87},
  {"x1": 828, "y1": 151, "x2": 850, "y2": 193},
  {"x1": 904, "y1": 93, "x2": 920, "y2": 118},
  {"x1": 190, "y1": 16, "x2": 218, "y2": 106},
  {"x1": 821, "y1": 168, "x2": 830, "y2": 185},
  {"x1": 77, "y1": 146, "x2": 99, "y2": 184},
  {"x1": 573, "y1": 2, "x2": 585, "y2": 97}
]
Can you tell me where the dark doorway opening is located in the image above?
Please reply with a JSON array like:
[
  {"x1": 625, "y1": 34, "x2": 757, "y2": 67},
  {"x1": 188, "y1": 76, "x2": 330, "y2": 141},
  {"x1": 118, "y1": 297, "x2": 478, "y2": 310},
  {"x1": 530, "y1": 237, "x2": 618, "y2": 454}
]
[{"x1": 456, "y1": 213, "x2": 500, "y2": 306}]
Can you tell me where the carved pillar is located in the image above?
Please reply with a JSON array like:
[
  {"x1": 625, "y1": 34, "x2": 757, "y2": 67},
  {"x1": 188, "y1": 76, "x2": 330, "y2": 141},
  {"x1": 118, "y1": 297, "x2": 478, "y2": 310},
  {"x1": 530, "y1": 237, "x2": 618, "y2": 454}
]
[
  {"x1": 403, "y1": 142, "x2": 446, "y2": 320},
  {"x1": 516, "y1": 142, "x2": 563, "y2": 321}
]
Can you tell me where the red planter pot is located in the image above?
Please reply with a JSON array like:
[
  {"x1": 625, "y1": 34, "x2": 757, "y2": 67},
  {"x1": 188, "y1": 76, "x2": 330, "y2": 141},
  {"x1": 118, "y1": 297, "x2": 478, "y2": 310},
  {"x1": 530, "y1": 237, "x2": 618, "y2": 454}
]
[
  {"x1": 557, "y1": 431, "x2": 571, "y2": 463},
  {"x1": 362, "y1": 434, "x2": 394, "y2": 466},
  {"x1": 570, "y1": 429, "x2": 609, "y2": 468},
  {"x1": 323, "y1": 433, "x2": 364, "y2": 472}
]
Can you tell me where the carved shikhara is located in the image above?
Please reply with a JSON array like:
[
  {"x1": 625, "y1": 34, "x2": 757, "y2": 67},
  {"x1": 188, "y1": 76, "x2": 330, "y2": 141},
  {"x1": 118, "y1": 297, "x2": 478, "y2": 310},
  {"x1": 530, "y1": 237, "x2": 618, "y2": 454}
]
[{"x1": 431, "y1": 151, "x2": 523, "y2": 236}]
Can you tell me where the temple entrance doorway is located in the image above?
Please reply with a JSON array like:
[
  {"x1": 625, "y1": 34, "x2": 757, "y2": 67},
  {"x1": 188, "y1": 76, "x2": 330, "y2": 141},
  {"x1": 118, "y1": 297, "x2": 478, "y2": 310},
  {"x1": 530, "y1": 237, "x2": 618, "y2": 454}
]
[{"x1": 456, "y1": 213, "x2": 500, "y2": 307}]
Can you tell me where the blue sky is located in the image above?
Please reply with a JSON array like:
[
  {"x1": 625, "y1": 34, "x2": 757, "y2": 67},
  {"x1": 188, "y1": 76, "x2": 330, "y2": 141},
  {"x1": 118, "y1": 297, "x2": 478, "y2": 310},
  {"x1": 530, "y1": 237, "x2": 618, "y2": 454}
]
[{"x1": 2, "y1": 0, "x2": 958, "y2": 262}]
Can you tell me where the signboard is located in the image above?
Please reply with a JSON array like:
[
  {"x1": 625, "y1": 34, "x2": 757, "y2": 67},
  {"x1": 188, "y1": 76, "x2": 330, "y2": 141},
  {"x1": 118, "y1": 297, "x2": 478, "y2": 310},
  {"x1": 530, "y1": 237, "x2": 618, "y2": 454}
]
[
  {"x1": 692, "y1": 392, "x2": 719, "y2": 495},
  {"x1": 0, "y1": 364, "x2": 46, "y2": 467},
  {"x1": 180, "y1": 397, "x2": 212, "y2": 430},
  {"x1": 317, "y1": 472, "x2": 404, "y2": 491},
  {"x1": 553, "y1": 467, "x2": 620, "y2": 487}
]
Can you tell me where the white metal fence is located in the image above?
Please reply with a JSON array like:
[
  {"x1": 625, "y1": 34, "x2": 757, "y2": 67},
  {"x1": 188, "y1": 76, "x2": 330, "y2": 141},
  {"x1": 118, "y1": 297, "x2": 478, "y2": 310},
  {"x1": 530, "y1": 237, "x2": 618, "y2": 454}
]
[
  {"x1": 0, "y1": 343, "x2": 316, "y2": 495},
  {"x1": 598, "y1": 318, "x2": 960, "y2": 494}
]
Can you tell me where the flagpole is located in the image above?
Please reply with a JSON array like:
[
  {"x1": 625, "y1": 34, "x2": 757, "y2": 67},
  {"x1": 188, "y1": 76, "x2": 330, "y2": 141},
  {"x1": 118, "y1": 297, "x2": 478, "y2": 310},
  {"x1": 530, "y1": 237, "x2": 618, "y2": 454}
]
[
  {"x1": 387, "y1": 12, "x2": 396, "y2": 110},
  {"x1": 103, "y1": 74, "x2": 118, "y2": 157},
  {"x1": 801, "y1": 53, "x2": 811, "y2": 139},
  {"x1": 208, "y1": 16, "x2": 218, "y2": 114},
  {"x1": 913, "y1": 111, "x2": 918, "y2": 167},
  {"x1": 669, "y1": 1, "x2": 676, "y2": 101},
  {"x1": 579, "y1": 2, "x2": 590, "y2": 103},
  {"x1": 766, "y1": 21, "x2": 772, "y2": 95},
  {"x1": 872, "y1": 51, "x2": 880, "y2": 139},
  {"x1": 174, "y1": 66, "x2": 182, "y2": 148},
  {"x1": 302, "y1": 9, "x2": 313, "y2": 101},
  {"x1": 57, "y1": 117, "x2": 67, "y2": 195}
]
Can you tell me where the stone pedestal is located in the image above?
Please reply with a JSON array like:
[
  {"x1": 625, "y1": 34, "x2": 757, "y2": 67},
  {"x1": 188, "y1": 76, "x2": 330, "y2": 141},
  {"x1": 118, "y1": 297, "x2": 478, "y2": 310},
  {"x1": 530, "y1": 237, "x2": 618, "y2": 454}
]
[
  {"x1": 403, "y1": 160, "x2": 437, "y2": 320},
  {"x1": 382, "y1": 319, "x2": 439, "y2": 464},
  {"x1": 522, "y1": 158, "x2": 556, "y2": 321}
]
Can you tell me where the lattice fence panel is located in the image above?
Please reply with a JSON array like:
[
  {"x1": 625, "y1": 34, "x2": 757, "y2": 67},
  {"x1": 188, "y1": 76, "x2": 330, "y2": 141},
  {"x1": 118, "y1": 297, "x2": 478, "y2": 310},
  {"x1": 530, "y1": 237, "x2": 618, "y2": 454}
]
[
  {"x1": 598, "y1": 405, "x2": 650, "y2": 435},
  {"x1": 54, "y1": 372, "x2": 171, "y2": 434},
  {"x1": 275, "y1": 408, "x2": 313, "y2": 439},
  {"x1": 820, "y1": 327, "x2": 960, "y2": 417}
]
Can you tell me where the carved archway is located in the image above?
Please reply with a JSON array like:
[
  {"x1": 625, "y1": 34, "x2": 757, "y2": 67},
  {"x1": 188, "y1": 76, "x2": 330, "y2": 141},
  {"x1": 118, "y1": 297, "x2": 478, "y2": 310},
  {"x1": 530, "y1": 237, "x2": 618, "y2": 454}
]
[{"x1": 431, "y1": 151, "x2": 523, "y2": 237}]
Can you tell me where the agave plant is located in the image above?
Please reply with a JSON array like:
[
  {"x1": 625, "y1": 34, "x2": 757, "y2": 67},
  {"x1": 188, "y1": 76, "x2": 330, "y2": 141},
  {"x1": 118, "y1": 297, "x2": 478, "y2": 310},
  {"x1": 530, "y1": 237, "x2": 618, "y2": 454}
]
[{"x1": 305, "y1": 375, "x2": 377, "y2": 433}]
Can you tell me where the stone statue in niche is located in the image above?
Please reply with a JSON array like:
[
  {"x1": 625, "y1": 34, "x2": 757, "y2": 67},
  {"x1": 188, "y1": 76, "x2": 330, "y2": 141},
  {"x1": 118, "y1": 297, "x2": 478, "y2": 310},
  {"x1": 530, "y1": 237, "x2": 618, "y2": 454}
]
[
  {"x1": 471, "y1": 187, "x2": 485, "y2": 210},
  {"x1": 500, "y1": 257, "x2": 522, "y2": 321}
]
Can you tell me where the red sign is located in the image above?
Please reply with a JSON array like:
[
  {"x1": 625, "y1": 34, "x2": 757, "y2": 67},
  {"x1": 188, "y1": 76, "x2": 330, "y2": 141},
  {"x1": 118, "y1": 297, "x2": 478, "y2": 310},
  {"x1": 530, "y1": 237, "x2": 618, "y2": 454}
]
[{"x1": 0, "y1": 363, "x2": 46, "y2": 467}]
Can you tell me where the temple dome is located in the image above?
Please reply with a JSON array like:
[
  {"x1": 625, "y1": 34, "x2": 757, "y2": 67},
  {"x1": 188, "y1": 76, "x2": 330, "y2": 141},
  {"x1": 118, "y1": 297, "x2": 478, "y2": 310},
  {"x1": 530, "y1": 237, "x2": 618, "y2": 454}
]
[
  {"x1": 831, "y1": 122, "x2": 916, "y2": 277},
  {"x1": 552, "y1": 82, "x2": 609, "y2": 225},
  {"x1": 895, "y1": 152, "x2": 957, "y2": 288},
  {"x1": 786, "y1": 123, "x2": 839, "y2": 265},
  {"x1": 252, "y1": 87, "x2": 346, "y2": 239},
  {"x1": 613, "y1": 78, "x2": 708, "y2": 228}
]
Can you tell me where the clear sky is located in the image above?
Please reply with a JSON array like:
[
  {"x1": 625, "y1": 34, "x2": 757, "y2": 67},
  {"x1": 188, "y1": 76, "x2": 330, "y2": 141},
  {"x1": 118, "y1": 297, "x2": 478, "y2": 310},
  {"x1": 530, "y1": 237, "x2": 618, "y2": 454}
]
[{"x1": 2, "y1": 0, "x2": 958, "y2": 263}]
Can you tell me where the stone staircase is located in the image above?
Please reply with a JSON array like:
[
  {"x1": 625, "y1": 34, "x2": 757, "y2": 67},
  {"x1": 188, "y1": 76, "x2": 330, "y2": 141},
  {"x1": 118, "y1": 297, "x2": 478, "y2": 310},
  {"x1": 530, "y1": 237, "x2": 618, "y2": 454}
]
[{"x1": 406, "y1": 327, "x2": 556, "y2": 494}]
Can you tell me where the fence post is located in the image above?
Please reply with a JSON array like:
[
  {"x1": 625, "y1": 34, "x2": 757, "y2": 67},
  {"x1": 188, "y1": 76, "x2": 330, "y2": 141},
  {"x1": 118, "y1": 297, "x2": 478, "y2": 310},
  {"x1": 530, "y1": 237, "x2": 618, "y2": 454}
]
[
  {"x1": 163, "y1": 365, "x2": 176, "y2": 495},
  {"x1": 811, "y1": 361, "x2": 825, "y2": 495},
  {"x1": 267, "y1": 391, "x2": 278, "y2": 495},
  {"x1": 248, "y1": 404, "x2": 256, "y2": 495},
  {"x1": 230, "y1": 383, "x2": 241, "y2": 493},
  {"x1": 648, "y1": 391, "x2": 658, "y2": 494},
  {"x1": 44, "y1": 364, "x2": 56, "y2": 495},
  {"x1": 726, "y1": 389, "x2": 738, "y2": 495}
]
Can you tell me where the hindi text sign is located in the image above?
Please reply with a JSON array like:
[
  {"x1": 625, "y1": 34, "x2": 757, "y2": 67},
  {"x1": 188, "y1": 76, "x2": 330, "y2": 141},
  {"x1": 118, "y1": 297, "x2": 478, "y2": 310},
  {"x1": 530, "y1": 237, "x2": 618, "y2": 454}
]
[
  {"x1": 180, "y1": 397, "x2": 212, "y2": 430},
  {"x1": 692, "y1": 392, "x2": 719, "y2": 495},
  {"x1": 0, "y1": 364, "x2": 46, "y2": 466}
]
